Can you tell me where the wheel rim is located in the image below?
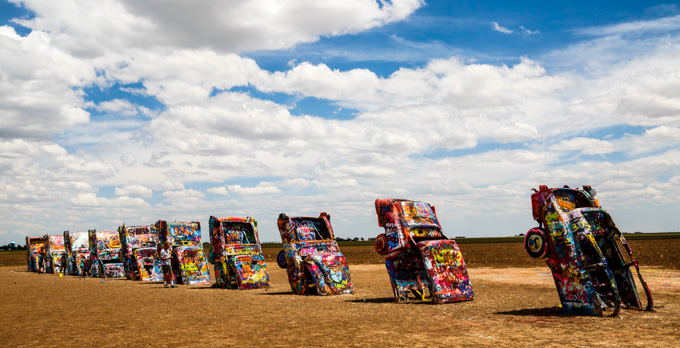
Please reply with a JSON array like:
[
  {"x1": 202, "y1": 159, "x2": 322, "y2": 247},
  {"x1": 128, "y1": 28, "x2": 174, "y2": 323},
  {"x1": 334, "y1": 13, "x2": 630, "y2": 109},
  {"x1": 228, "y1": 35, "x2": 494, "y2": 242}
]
[
  {"x1": 375, "y1": 234, "x2": 388, "y2": 255},
  {"x1": 528, "y1": 234, "x2": 543, "y2": 254}
]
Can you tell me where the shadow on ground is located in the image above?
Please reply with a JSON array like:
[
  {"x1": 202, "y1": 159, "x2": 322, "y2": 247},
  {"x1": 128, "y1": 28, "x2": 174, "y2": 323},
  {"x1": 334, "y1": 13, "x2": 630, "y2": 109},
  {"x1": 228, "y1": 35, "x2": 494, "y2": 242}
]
[
  {"x1": 495, "y1": 307, "x2": 565, "y2": 317},
  {"x1": 258, "y1": 291, "x2": 295, "y2": 296}
]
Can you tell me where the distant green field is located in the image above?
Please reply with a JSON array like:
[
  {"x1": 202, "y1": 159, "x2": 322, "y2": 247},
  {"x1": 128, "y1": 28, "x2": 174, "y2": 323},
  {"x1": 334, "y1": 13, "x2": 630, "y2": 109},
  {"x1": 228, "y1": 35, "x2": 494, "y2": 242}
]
[{"x1": 619, "y1": 232, "x2": 680, "y2": 240}]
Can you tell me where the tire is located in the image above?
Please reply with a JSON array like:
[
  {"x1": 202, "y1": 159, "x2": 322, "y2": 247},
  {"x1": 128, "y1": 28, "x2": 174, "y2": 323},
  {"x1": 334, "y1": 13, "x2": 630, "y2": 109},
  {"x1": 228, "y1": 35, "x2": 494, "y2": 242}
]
[
  {"x1": 525, "y1": 227, "x2": 549, "y2": 259},
  {"x1": 374, "y1": 234, "x2": 389, "y2": 255},
  {"x1": 276, "y1": 250, "x2": 287, "y2": 269},
  {"x1": 229, "y1": 264, "x2": 240, "y2": 289},
  {"x1": 303, "y1": 263, "x2": 318, "y2": 295}
]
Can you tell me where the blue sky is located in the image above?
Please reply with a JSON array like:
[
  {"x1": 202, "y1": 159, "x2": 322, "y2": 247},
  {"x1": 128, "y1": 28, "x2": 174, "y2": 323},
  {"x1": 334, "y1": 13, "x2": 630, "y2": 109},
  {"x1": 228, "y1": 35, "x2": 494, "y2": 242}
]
[{"x1": 1, "y1": 0, "x2": 680, "y2": 245}]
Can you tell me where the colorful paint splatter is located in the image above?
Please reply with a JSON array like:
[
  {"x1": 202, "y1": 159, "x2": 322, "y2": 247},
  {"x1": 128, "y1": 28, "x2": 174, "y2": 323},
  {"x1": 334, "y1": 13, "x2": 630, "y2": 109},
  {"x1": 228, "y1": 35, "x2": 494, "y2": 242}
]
[
  {"x1": 276, "y1": 213, "x2": 354, "y2": 296},
  {"x1": 374, "y1": 198, "x2": 474, "y2": 304},
  {"x1": 157, "y1": 220, "x2": 211, "y2": 285},
  {"x1": 526, "y1": 185, "x2": 653, "y2": 316},
  {"x1": 89, "y1": 229, "x2": 125, "y2": 278},
  {"x1": 44, "y1": 235, "x2": 66, "y2": 274},
  {"x1": 174, "y1": 246, "x2": 211, "y2": 285},
  {"x1": 208, "y1": 216, "x2": 270, "y2": 289},
  {"x1": 120, "y1": 225, "x2": 162, "y2": 281},
  {"x1": 25, "y1": 236, "x2": 45, "y2": 273},
  {"x1": 64, "y1": 231, "x2": 90, "y2": 276}
]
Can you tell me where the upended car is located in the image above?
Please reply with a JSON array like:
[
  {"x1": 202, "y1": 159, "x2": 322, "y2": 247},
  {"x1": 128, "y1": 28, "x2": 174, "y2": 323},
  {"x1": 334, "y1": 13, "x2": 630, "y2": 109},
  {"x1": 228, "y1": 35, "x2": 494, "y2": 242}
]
[
  {"x1": 119, "y1": 224, "x2": 162, "y2": 281},
  {"x1": 208, "y1": 216, "x2": 270, "y2": 289},
  {"x1": 156, "y1": 220, "x2": 211, "y2": 285},
  {"x1": 89, "y1": 229, "x2": 125, "y2": 278},
  {"x1": 64, "y1": 230, "x2": 90, "y2": 276},
  {"x1": 26, "y1": 236, "x2": 46, "y2": 272},
  {"x1": 276, "y1": 212, "x2": 354, "y2": 295},
  {"x1": 374, "y1": 199, "x2": 474, "y2": 304},
  {"x1": 43, "y1": 234, "x2": 66, "y2": 274},
  {"x1": 525, "y1": 185, "x2": 653, "y2": 316}
]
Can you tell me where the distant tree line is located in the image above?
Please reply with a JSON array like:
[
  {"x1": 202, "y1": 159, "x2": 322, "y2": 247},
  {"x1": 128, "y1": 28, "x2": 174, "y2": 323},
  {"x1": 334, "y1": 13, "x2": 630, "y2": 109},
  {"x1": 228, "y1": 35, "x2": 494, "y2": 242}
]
[{"x1": 1, "y1": 243, "x2": 25, "y2": 250}]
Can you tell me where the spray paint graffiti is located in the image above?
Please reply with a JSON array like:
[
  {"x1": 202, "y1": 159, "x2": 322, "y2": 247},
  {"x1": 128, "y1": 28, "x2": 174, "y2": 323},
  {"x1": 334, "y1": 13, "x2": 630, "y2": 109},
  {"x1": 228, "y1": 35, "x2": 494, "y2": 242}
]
[
  {"x1": 156, "y1": 220, "x2": 211, "y2": 286},
  {"x1": 89, "y1": 229, "x2": 125, "y2": 278},
  {"x1": 134, "y1": 248, "x2": 162, "y2": 281},
  {"x1": 175, "y1": 246, "x2": 211, "y2": 285},
  {"x1": 402, "y1": 201, "x2": 439, "y2": 227},
  {"x1": 208, "y1": 216, "x2": 270, "y2": 289},
  {"x1": 44, "y1": 235, "x2": 66, "y2": 274},
  {"x1": 64, "y1": 231, "x2": 90, "y2": 276},
  {"x1": 526, "y1": 185, "x2": 653, "y2": 316},
  {"x1": 276, "y1": 212, "x2": 354, "y2": 296},
  {"x1": 374, "y1": 199, "x2": 474, "y2": 304},
  {"x1": 166, "y1": 222, "x2": 202, "y2": 245},
  {"x1": 119, "y1": 225, "x2": 162, "y2": 281},
  {"x1": 26, "y1": 236, "x2": 46, "y2": 273}
]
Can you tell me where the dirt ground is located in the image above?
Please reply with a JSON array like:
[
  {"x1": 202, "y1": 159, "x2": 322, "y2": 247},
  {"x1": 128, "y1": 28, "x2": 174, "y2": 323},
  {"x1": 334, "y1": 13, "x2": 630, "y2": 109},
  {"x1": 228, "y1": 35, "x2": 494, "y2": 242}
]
[{"x1": 2, "y1": 240, "x2": 679, "y2": 347}]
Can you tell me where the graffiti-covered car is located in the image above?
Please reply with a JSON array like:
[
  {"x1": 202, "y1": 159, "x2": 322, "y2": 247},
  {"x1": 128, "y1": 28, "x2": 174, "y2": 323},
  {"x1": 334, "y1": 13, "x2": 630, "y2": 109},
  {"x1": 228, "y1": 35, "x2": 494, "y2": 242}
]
[
  {"x1": 64, "y1": 231, "x2": 90, "y2": 276},
  {"x1": 374, "y1": 199, "x2": 474, "y2": 303},
  {"x1": 26, "y1": 236, "x2": 45, "y2": 272},
  {"x1": 156, "y1": 220, "x2": 211, "y2": 285},
  {"x1": 89, "y1": 229, "x2": 125, "y2": 278},
  {"x1": 208, "y1": 216, "x2": 270, "y2": 289},
  {"x1": 43, "y1": 234, "x2": 66, "y2": 274},
  {"x1": 276, "y1": 212, "x2": 354, "y2": 296},
  {"x1": 526, "y1": 185, "x2": 653, "y2": 316},
  {"x1": 119, "y1": 225, "x2": 162, "y2": 281}
]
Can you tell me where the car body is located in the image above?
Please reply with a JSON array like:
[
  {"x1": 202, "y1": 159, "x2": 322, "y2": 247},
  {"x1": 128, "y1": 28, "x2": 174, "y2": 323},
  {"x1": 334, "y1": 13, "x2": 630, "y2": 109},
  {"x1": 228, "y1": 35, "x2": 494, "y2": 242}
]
[
  {"x1": 43, "y1": 235, "x2": 66, "y2": 274},
  {"x1": 526, "y1": 185, "x2": 653, "y2": 316},
  {"x1": 64, "y1": 231, "x2": 90, "y2": 276},
  {"x1": 119, "y1": 225, "x2": 162, "y2": 281},
  {"x1": 89, "y1": 229, "x2": 125, "y2": 278},
  {"x1": 374, "y1": 199, "x2": 474, "y2": 304},
  {"x1": 26, "y1": 236, "x2": 45, "y2": 273},
  {"x1": 156, "y1": 220, "x2": 211, "y2": 285},
  {"x1": 276, "y1": 212, "x2": 354, "y2": 296},
  {"x1": 208, "y1": 216, "x2": 270, "y2": 289}
]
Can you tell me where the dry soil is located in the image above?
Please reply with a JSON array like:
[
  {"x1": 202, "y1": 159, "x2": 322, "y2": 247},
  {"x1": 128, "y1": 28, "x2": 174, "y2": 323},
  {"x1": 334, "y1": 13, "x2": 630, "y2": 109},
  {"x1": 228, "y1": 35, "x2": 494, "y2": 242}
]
[{"x1": 2, "y1": 240, "x2": 679, "y2": 347}]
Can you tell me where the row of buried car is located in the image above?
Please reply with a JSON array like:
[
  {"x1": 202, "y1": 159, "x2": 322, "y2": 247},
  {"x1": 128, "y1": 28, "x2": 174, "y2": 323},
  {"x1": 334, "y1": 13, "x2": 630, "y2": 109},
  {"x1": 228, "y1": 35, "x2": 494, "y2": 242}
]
[
  {"x1": 26, "y1": 221, "x2": 212, "y2": 285},
  {"x1": 25, "y1": 185, "x2": 654, "y2": 316}
]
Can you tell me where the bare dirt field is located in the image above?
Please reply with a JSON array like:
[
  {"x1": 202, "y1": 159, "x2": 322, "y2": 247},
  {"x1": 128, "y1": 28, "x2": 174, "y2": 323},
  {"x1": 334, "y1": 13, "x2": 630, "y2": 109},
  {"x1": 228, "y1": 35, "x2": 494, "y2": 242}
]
[{"x1": 2, "y1": 240, "x2": 679, "y2": 347}]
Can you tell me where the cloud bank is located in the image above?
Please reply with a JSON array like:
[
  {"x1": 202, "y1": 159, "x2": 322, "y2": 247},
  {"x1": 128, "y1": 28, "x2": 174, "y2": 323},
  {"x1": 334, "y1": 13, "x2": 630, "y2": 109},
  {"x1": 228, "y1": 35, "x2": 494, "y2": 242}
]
[{"x1": 1, "y1": 1, "x2": 679, "y2": 244}]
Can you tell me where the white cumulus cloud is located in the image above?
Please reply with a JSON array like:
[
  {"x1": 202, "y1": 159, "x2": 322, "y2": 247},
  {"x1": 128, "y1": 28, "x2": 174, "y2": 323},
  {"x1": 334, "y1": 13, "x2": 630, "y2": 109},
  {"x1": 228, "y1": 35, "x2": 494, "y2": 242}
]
[
  {"x1": 550, "y1": 137, "x2": 616, "y2": 155},
  {"x1": 114, "y1": 184, "x2": 153, "y2": 198},
  {"x1": 219, "y1": 182, "x2": 281, "y2": 195}
]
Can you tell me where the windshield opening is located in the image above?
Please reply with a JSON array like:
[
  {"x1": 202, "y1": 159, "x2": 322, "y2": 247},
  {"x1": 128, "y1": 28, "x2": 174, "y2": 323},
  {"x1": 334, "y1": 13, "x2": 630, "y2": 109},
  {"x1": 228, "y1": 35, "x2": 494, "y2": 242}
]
[
  {"x1": 290, "y1": 218, "x2": 331, "y2": 241},
  {"x1": 221, "y1": 221, "x2": 256, "y2": 244},
  {"x1": 552, "y1": 189, "x2": 597, "y2": 212},
  {"x1": 408, "y1": 226, "x2": 444, "y2": 239}
]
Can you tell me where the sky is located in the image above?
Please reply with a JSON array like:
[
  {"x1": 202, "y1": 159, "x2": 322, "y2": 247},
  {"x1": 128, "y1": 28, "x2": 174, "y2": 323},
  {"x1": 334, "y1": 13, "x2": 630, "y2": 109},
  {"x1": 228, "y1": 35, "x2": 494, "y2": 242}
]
[{"x1": 1, "y1": 0, "x2": 680, "y2": 245}]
